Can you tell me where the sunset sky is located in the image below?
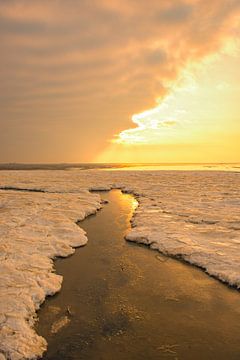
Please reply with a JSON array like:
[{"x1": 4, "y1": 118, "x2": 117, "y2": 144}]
[{"x1": 0, "y1": 0, "x2": 239, "y2": 163}]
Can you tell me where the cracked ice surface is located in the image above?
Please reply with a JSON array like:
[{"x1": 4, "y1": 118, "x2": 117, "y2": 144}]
[
  {"x1": 0, "y1": 188, "x2": 101, "y2": 360},
  {"x1": 0, "y1": 169, "x2": 240, "y2": 359}
]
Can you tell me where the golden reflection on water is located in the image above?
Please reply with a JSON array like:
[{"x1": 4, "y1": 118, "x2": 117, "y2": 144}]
[
  {"x1": 112, "y1": 190, "x2": 138, "y2": 225},
  {"x1": 100, "y1": 163, "x2": 240, "y2": 172}
]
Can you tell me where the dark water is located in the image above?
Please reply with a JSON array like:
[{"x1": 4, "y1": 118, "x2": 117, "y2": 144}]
[{"x1": 37, "y1": 190, "x2": 240, "y2": 359}]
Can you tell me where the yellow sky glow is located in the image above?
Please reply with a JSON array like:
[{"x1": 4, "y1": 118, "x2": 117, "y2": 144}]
[{"x1": 96, "y1": 47, "x2": 240, "y2": 163}]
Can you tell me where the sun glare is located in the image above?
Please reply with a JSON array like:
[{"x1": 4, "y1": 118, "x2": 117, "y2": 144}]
[
  {"x1": 112, "y1": 50, "x2": 240, "y2": 149},
  {"x1": 95, "y1": 49, "x2": 240, "y2": 163},
  {"x1": 113, "y1": 95, "x2": 182, "y2": 145}
]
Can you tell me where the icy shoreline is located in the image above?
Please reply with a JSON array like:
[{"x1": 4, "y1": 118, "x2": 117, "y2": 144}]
[
  {"x1": 0, "y1": 189, "x2": 102, "y2": 360},
  {"x1": 0, "y1": 169, "x2": 239, "y2": 359}
]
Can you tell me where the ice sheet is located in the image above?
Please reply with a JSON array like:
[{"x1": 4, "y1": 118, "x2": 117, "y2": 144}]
[
  {"x1": 0, "y1": 189, "x2": 101, "y2": 359},
  {"x1": 0, "y1": 169, "x2": 239, "y2": 359}
]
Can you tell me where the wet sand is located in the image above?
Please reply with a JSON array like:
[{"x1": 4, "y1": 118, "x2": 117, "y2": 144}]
[{"x1": 37, "y1": 190, "x2": 240, "y2": 359}]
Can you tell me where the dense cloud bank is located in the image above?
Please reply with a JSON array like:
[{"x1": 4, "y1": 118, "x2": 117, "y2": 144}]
[{"x1": 0, "y1": 1, "x2": 239, "y2": 161}]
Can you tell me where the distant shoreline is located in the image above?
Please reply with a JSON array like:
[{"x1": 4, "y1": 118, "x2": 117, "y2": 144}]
[{"x1": 0, "y1": 162, "x2": 239, "y2": 171}]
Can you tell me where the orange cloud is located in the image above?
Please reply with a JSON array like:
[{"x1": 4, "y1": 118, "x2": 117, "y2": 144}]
[{"x1": 0, "y1": 0, "x2": 239, "y2": 161}]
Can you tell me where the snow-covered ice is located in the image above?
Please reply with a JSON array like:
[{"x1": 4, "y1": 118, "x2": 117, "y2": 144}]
[
  {"x1": 0, "y1": 188, "x2": 101, "y2": 360},
  {"x1": 0, "y1": 169, "x2": 239, "y2": 359}
]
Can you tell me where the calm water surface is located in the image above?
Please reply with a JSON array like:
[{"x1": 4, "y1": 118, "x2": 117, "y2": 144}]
[{"x1": 37, "y1": 190, "x2": 240, "y2": 359}]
